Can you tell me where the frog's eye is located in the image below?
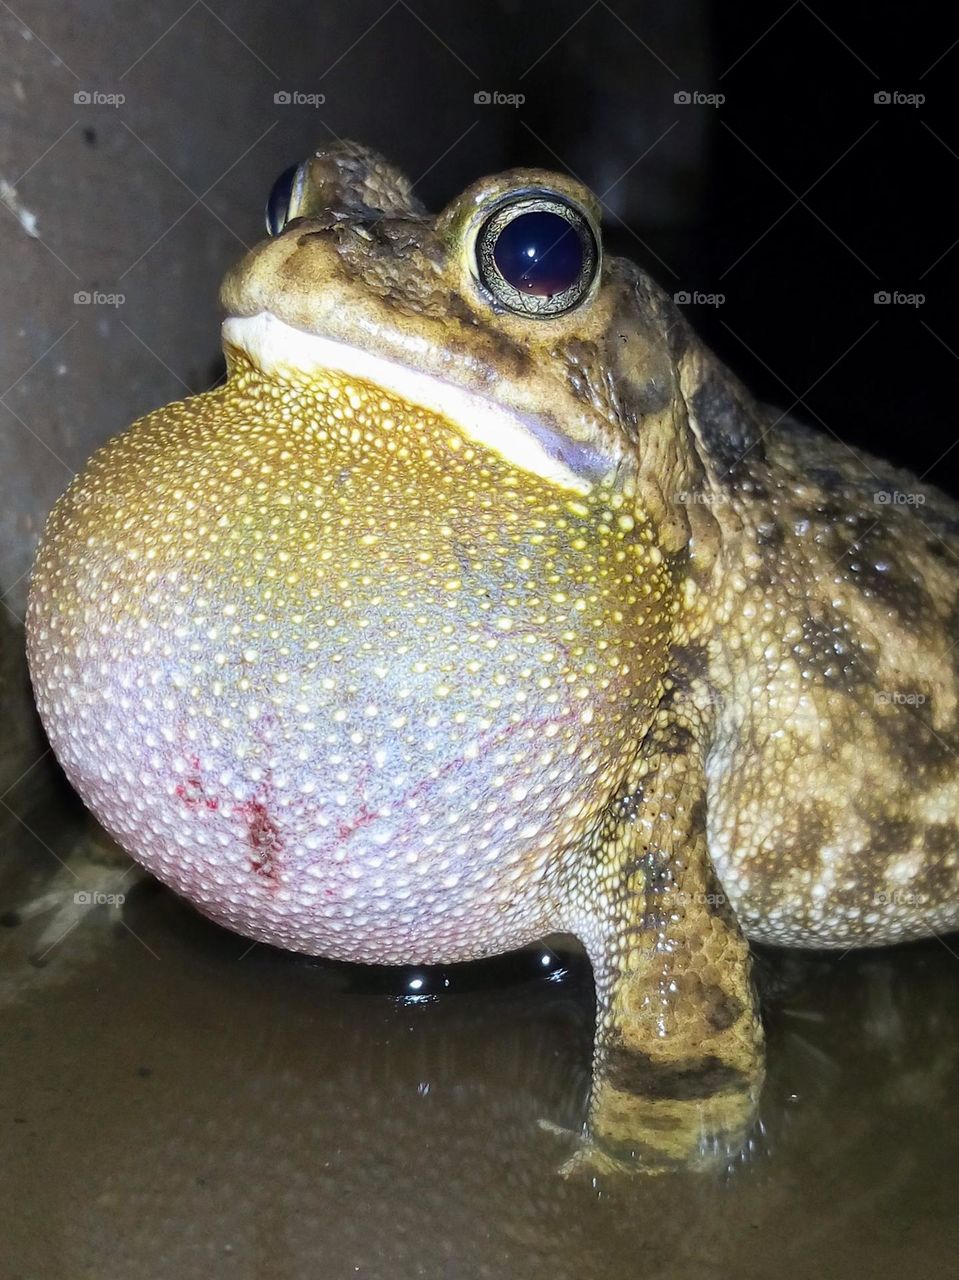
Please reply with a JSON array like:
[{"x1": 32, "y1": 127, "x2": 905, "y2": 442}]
[
  {"x1": 474, "y1": 192, "x2": 599, "y2": 317},
  {"x1": 265, "y1": 163, "x2": 301, "y2": 236}
]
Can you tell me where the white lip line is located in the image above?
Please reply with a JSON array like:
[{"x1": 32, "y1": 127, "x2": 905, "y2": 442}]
[{"x1": 222, "y1": 311, "x2": 593, "y2": 495}]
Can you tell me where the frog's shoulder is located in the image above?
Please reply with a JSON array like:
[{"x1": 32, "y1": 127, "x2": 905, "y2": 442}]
[
  {"x1": 673, "y1": 323, "x2": 959, "y2": 553},
  {"x1": 762, "y1": 415, "x2": 959, "y2": 547},
  {"x1": 662, "y1": 312, "x2": 772, "y2": 494},
  {"x1": 701, "y1": 401, "x2": 959, "y2": 654},
  {"x1": 669, "y1": 319, "x2": 959, "y2": 648}
]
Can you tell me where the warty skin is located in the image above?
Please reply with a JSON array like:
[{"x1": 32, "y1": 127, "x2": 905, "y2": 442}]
[{"x1": 27, "y1": 143, "x2": 959, "y2": 1173}]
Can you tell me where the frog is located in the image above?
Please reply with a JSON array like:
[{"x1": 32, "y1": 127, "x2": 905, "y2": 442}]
[{"x1": 26, "y1": 142, "x2": 959, "y2": 1175}]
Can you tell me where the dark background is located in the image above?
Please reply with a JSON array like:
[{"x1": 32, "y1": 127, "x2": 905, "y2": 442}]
[{"x1": 507, "y1": 2, "x2": 957, "y2": 486}]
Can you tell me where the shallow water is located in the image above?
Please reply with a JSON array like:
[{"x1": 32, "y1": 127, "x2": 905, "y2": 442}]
[{"x1": 2, "y1": 774, "x2": 958, "y2": 1280}]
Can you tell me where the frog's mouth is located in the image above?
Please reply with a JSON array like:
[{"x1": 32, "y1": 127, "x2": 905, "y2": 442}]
[{"x1": 222, "y1": 311, "x2": 611, "y2": 496}]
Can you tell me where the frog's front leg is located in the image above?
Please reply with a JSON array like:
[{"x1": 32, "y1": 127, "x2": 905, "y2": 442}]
[{"x1": 562, "y1": 711, "x2": 764, "y2": 1174}]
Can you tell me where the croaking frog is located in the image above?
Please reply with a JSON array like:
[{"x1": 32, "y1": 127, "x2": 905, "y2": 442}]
[{"x1": 26, "y1": 143, "x2": 959, "y2": 1174}]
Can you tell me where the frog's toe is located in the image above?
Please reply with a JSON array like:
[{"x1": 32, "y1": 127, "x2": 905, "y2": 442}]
[
  {"x1": 538, "y1": 1117, "x2": 675, "y2": 1178},
  {"x1": 537, "y1": 1117, "x2": 579, "y2": 1142},
  {"x1": 557, "y1": 1139, "x2": 656, "y2": 1180}
]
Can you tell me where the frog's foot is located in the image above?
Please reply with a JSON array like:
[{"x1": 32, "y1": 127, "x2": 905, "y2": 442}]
[
  {"x1": 540, "y1": 1078, "x2": 762, "y2": 1178},
  {"x1": 539, "y1": 1119, "x2": 662, "y2": 1178},
  {"x1": 587, "y1": 1071, "x2": 762, "y2": 1175}
]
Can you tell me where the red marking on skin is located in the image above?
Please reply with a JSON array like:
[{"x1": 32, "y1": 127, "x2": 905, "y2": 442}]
[
  {"x1": 334, "y1": 803, "x2": 378, "y2": 846},
  {"x1": 172, "y1": 744, "x2": 284, "y2": 888},
  {"x1": 303, "y1": 708, "x2": 580, "y2": 867},
  {"x1": 174, "y1": 756, "x2": 219, "y2": 811},
  {"x1": 324, "y1": 759, "x2": 374, "y2": 854},
  {"x1": 234, "y1": 793, "x2": 283, "y2": 883}
]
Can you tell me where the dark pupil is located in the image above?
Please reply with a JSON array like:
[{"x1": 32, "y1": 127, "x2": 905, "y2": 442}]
[
  {"x1": 492, "y1": 211, "x2": 584, "y2": 296},
  {"x1": 266, "y1": 164, "x2": 299, "y2": 236}
]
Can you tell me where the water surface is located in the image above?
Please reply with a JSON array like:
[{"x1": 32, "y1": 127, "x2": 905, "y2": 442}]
[{"x1": 2, "y1": 775, "x2": 957, "y2": 1280}]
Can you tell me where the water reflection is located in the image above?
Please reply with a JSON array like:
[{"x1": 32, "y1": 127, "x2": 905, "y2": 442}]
[{"x1": 2, "y1": 776, "x2": 958, "y2": 1279}]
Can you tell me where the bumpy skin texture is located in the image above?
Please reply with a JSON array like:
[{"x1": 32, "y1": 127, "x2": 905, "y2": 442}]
[{"x1": 26, "y1": 143, "x2": 959, "y2": 1172}]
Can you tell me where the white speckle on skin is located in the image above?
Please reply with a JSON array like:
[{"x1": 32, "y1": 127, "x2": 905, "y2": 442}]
[{"x1": 26, "y1": 354, "x2": 665, "y2": 966}]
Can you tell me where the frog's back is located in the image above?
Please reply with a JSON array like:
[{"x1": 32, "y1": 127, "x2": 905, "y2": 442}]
[{"x1": 695, "y1": 401, "x2": 959, "y2": 948}]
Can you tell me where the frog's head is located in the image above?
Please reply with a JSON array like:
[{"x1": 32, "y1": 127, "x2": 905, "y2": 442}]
[
  {"x1": 223, "y1": 141, "x2": 711, "y2": 537},
  {"x1": 27, "y1": 143, "x2": 720, "y2": 963}
]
